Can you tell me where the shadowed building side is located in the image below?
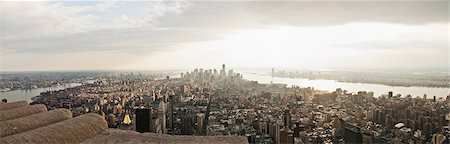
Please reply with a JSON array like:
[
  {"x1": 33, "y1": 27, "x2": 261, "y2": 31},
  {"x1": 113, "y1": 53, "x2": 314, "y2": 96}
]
[
  {"x1": 0, "y1": 104, "x2": 47, "y2": 121},
  {"x1": 0, "y1": 108, "x2": 72, "y2": 137},
  {"x1": 0, "y1": 101, "x2": 28, "y2": 110},
  {"x1": 0, "y1": 113, "x2": 108, "y2": 144}
]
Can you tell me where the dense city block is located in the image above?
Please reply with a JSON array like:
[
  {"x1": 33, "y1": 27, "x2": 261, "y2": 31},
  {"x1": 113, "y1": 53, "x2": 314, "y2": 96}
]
[{"x1": 27, "y1": 65, "x2": 450, "y2": 144}]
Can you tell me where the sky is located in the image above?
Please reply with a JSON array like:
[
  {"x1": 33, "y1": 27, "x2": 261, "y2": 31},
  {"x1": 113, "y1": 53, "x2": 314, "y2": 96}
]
[{"x1": 0, "y1": 0, "x2": 448, "y2": 71}]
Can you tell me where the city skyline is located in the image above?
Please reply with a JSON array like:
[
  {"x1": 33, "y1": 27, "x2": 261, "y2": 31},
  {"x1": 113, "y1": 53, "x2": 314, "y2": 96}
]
[
  {"x1": 1, "y1": 1, "x2": 448, "y2": 71},
  {"x1": 1, "y1": 1, "x2": 449, "y2": 144},
  {"x1": 1, "y1": 66, "x2": 448, "y2": 143}
]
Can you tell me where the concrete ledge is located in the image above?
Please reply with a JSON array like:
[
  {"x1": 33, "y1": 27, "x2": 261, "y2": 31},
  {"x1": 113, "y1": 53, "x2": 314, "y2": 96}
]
[
  {"x1": 0, "y1": 104, "x2": 47, "y2": 121},
  {"x1": 0, "y1": 101, "x2": 28, "y2": 111},
  {"x1": 0, "y1": 113, "x2": 107, "y2": 144},
  {"x1": 0, "y1": 108, "x2": 72, "y2": 137}
]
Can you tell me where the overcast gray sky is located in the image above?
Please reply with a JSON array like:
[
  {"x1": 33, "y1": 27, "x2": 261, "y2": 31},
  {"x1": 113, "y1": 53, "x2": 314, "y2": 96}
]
[{"x1": 0, "y1": 0, "x2": 448, "y2": 71}]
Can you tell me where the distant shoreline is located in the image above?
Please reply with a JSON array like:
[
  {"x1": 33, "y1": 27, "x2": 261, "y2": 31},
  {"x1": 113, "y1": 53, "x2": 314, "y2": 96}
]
[
  {"x1": 0, "y1": 82, "x2": 77, "y2": 93},
  {"x1": 272, "y1": 75, "x2": 449, "y2": 88},
  {"x1": 333, "y1": 79, "x2": 449, "y2": 88},
  {"x1": 267, "y1": 69, "x2": 449, "y2": 89}
]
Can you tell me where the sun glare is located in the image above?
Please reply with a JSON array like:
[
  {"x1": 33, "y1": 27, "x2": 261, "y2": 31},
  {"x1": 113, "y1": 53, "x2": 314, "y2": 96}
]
[{"x1": 128, "y1": 22, "x2": 446, "y2": 70}]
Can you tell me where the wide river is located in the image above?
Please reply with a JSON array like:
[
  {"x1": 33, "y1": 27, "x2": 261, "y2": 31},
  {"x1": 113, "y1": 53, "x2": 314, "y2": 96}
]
[
  {"x1": 0, "y1": 83, "x2": 82, "y2": 103},
  {"x1": 241, "y1": 72, "x2": 449, "y2": 98}
]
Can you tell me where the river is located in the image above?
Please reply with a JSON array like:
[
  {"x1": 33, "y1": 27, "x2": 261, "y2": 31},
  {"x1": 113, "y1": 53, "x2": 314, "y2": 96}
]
[
  {"x1": 0, "y1": 83, "x2": 82, "y2": 103},
  {"x1": 242, "y1": 72, "x2": 449, "y2": 98}
]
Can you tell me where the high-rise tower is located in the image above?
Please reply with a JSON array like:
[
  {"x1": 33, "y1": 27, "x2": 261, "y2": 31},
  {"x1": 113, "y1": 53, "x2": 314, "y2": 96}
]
[
  {"x1": 271, "y1": 68, "x2": 274, "y2": 84},
  {"x1": 220, "y1": 64, "x2": 226, "y2": 77},
  {"x1": 283, "y1": 106, "x2": 291, "y2": 128}
]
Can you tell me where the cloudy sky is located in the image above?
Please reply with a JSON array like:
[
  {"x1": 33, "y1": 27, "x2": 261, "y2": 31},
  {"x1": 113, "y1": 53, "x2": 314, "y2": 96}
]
[{"x1": 0, "y1": 0, "x2": 448, "y2": 71}]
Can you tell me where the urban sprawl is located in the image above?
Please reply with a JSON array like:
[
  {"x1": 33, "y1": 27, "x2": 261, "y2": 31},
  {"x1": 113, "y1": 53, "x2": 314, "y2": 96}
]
[{"x1": 17, "y1": 65, "x2": 449, "y2": 144}]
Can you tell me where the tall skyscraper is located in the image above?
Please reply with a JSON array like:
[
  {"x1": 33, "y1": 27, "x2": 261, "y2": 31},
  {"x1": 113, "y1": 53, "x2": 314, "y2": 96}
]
[
  {"x1": 280, "y1": 128, "x2": 294, "y2": 144},
  {"x1": 136, "y1": 108, "x2": 151, "y2": 133},
  {"x1": 272, "y1": 68, "x2": 274, "y2": 78},
  {"x1": 181, "y1": 111, "x2": 193, "y2": 135},
  {"x1": 220, "y1": 64, "x2": 226, "y2": 77},
  {"x1": 283, "y1": 107, "x2": 291, "y2": 128},
  {"x1": 271, "y1": 68, "x2": 274, "y2": 84},
  {"x1": 168, "y1": 95, "x2": 174, "y2": 132},
  {"x1": 156, "y1": 100, "x2": 167, "y2": 134},
  {"x1": 204, "y1": 100, "x2": 211, "y2": 135},
  {"x1": 388, "y1": 91, "x2": 393, "y2": 99},
  {"x1": 197, "y1": 113, "x2": 205, "y2": 135}
]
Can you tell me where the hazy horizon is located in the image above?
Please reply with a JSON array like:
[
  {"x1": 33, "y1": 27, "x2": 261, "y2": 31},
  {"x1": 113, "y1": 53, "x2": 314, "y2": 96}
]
[{"x1": 1, "y1": 0, "x2": 448, "y2": 72}]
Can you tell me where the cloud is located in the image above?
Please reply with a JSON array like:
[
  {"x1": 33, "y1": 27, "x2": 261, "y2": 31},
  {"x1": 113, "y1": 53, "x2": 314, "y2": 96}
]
[
  {"x1": 2, "y1": 1, "x2": 446, "y2": 51},
  {"x1": 1, "y1": 1, "x2": 112, "y2": 40},
  {"x1": 0, "y1": 0, "x2": 190, "y2": 41},
  {"x1": 0, "y1": 1, "x2": 448, "y2": 71},
  {"x1": 244, "y1": 1, "x2": 448, "y2": 26},
  {"x1": 156, "y1": 1, "x2": 448, "y2": 29},
  {"x1": 2, "y1": 27, "x2": 226, "y2": 54},
  {"x1": 1, "y1": 0, "x2": 193, "y2": 54}
]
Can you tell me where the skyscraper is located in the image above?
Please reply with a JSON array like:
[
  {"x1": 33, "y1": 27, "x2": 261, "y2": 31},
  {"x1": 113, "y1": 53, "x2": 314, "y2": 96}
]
[
  {"x1": 283, "y1": 107, "x2": 291, "y2": 128},
  {"x1": 272, "y1": 68, "x2": 274, "y2": 78},
  {"x1": 204, "y1": 100, "x2": 211, "y2": 135},
  {"x1": 197, "y1": 113, "x2": 205, "y2": 135},
  {"x1": 271, "y1": 68, "x2": 274, "y2": 84},
  {"x1": 135, "y1": 108, "x2": 151, "y2": 133},
  {"x1": 220, "y1": 64, "x2": 226, "y2": 77},
  {"x1": 181, "y1": 111, "x2": 193, "y2": 135},
  {"x1": 344, "y1": 124, "x2": 363, "y2": 143},
  {"x1": 168, "y1": 95, "x2": 174, "y2": 132}
]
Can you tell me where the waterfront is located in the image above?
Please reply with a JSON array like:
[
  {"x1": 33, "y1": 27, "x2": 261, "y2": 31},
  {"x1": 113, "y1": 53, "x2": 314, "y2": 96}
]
[
  {"x1": 242, "y1": 72, "x2": 449, "y2": 98},
  {"x1": 0, "y1": 83, "x2": 82, "y2": 103},
  {"x1": 2, "y1": 71, "x2": 448, "y2": 103}
]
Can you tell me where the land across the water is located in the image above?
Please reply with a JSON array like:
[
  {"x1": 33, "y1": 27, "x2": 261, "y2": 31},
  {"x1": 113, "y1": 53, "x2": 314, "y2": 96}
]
[
  {"x1": 271, "y1": 69, "x2": 449, "y2": 88},
  {"x1": 241, "y1": 71, "x2": 448, "y2": 98}
]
